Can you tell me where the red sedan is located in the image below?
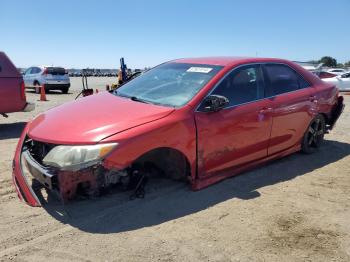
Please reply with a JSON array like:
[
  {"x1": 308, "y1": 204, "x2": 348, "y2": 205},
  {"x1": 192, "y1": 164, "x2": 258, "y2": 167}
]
[{"x1": 12, "y1": 57, "x2": 344, "y2": 207}]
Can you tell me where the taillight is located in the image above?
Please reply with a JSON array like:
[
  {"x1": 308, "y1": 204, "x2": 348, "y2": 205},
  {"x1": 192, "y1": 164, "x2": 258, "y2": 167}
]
[
  {"x1": 42, "y1": 68, "x2": 48, "y2": 75},
  {"x1": 20, "y1": 81, "x2": 26, "y2": 100}
]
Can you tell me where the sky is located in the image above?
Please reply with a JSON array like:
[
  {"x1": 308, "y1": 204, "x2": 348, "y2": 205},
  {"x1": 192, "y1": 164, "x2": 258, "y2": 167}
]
[{"x1": 1, "y1": 0, "x2": 349, "y2": 69}]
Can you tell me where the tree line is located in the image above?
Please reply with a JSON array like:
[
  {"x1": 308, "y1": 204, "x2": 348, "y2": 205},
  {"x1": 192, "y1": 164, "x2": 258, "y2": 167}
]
[{"x1": 308, "y1": 56, "x2": 350, "y2": 68}]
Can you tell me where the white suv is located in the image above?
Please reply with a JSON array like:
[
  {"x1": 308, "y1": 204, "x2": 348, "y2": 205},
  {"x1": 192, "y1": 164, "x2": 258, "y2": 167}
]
[{"x1": 23, "y1": 66, "x2": 70, "y2": 94}]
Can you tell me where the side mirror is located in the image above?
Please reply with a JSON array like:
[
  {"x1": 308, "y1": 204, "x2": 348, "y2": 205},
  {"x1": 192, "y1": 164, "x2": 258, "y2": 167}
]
[{"x1": 202, "y1": 95, "x2": 229, "y2": 112}]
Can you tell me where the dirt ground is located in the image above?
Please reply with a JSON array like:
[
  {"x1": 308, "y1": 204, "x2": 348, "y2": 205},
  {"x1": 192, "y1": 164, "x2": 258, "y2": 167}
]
[{"x1": 0, "y1": 78, "x2": 349, "y2": 262}]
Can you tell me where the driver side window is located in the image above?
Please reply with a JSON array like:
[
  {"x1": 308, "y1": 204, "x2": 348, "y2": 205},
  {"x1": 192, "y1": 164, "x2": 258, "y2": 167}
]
[{"x1": 211, "y1": 64, "x2": 264, "y2": 107}]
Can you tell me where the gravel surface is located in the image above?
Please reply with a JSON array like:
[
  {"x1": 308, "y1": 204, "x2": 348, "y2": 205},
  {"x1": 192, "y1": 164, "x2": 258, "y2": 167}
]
[{"x1": 0, "y1": 78, "x2": 349, "y2": 262}]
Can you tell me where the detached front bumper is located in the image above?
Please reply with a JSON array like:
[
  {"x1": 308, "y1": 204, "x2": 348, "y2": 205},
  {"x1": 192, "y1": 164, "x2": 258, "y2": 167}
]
[
  {"x1": 12, "y1": 126, "x2": 105, "y2": 207},
  {"x1": 12, "y1": 124, "x2": 41, "y2": 207}
]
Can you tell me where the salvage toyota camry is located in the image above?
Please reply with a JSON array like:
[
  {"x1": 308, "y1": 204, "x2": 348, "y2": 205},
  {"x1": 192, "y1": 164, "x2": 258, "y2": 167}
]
[{"x1": 12, "y1": 57, "x2": 344, "y2": 206}]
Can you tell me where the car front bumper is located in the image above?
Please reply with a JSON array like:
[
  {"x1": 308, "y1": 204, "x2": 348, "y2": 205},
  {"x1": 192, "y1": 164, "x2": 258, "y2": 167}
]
[
  {"x1": 12, "y1": 126, "x2": 111, "y2": 207},
  {"x1": 44, "y1": 83, "x2": 70, "y2": 90}
]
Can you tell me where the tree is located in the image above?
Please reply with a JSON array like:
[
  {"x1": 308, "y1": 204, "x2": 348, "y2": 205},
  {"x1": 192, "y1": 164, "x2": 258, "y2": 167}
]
[
  {"x1": 319, "y1": 56, "x2": 337, "y2": 67},
  {"x1": 345, "y1": 61, "x2": 350, "y2": 67}
]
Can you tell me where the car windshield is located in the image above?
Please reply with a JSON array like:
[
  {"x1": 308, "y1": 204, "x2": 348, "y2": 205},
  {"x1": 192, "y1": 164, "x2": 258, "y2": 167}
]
[{"x1": 114, "y1": 63, "x2": 223, "y2": 107}]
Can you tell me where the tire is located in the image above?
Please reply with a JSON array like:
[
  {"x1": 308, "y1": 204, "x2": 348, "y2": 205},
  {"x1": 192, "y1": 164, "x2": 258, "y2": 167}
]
[
  {"x1": 61, "y1": 87, "x2": 69, "y2": 94},
  {"x1": 34, "y1": 82, "x2": 40, "y2": 94},
  {"x1": 301, "y1": 114, "x2": 325, "y2": 154}
]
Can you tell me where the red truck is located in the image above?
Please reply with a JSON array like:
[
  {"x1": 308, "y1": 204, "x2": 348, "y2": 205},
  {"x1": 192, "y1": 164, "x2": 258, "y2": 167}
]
[{"x1": 0, "y1": 52, "x2": 34, "y2": 117}]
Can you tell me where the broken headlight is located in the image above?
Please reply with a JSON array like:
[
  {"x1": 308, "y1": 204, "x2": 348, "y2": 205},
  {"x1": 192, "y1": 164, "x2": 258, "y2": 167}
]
[{"x1": 42, "y1": 143, "x2": 117, "y2": 171}]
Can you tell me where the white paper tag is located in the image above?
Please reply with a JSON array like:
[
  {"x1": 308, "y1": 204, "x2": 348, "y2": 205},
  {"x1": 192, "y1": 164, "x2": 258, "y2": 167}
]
[{"x1": 187, "y1": 67, "x2": 213, "y2": 73}]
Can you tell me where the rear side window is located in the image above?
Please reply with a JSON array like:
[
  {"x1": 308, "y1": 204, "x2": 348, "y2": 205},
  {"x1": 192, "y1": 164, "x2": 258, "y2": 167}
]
[
  {"x1": 264, "y1": 64, "x2": 310, "y2": 96},
  {"x1": 32, "y1": 67, "x2": 41, "y2": 74},
  {"x1": 211, "y1": 64, "x2": 265, "y2": 107},
  {"x1": 46, "y1": 67, "x2": 65, "y2": 75}
]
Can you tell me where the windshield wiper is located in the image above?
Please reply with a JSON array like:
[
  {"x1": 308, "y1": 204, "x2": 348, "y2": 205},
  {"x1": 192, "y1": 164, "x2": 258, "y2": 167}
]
[
  {"x1": 130, "y1": 96, "x2": 150, "y2": 104},
  {"x1": 115, "y1": 90, "x2": 150, "y2": 104}
]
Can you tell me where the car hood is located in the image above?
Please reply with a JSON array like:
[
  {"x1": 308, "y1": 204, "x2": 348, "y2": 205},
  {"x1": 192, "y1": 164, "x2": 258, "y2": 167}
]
[{"x1": 27, "y1": 92, "x2": 175, "y2": 144}]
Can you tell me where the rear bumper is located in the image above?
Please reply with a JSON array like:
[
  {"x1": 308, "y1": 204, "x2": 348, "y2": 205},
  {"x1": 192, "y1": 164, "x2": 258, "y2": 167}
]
[
  {"x1": 44, "y1": 83, "x2": 70, "y2": 90},
  {"x1": 328, "y1": 96, "x2": 344, "y2": 130},
  {"x1": 23, "y1": 102, "x2": 35, "y2": 112}
]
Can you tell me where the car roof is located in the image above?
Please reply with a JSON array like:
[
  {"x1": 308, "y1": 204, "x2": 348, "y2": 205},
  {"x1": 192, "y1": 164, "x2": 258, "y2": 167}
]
[{"x1": 172, "y1": 56, "x2": 293, "y2": 67}]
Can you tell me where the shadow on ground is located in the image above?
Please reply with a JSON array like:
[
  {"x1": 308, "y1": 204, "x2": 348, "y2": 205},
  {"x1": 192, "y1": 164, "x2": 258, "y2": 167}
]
[
  {"x1": 0, "y1": 122, "x2": 26, "y2": 140},
  {"x1": 26, "y1": 90, "x2": 72, "y2": 95},
  {"x1": 38, "y1": 139, "x2": 350, "y2": 234}
]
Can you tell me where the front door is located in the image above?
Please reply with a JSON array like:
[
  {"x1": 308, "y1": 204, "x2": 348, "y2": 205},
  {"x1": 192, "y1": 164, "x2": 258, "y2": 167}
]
[{"x1": 195, "y1": 64, "x2": 273, "y2": 178}]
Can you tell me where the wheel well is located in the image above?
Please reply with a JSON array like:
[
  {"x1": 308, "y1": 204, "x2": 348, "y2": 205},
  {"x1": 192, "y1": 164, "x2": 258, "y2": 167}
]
[
  {"x1": 132, "y1": 147, "x2": 191, "y2": 181},
  {"x1": 319, "y1": 113, "x2": 329, "y2": 125}
]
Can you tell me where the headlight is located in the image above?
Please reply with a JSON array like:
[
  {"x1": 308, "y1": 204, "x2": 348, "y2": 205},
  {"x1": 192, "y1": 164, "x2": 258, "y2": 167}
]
[{"x1": 43, "y1": 143, "x2": 117, "y2": 171}]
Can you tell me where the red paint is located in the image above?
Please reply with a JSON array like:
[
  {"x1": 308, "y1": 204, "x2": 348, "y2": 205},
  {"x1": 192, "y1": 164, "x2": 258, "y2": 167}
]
[
  {"x1": 12, "y1": 57, "x2": 343, "y2": 206},
  {"x1": 0, "y1": 52, "x2": 27, "y2": 114}
]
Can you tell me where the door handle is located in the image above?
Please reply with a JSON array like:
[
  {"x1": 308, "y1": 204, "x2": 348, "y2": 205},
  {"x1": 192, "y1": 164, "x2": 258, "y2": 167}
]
[{"x1": 259, "y1": 107, "x2": 273, "y2": 114}]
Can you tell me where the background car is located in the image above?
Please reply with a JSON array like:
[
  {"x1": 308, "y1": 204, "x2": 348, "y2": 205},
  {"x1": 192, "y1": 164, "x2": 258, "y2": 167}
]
[
  {"x1": 0, "y1": 51, "x2": 34, "y2": 117},
  {"x1": 23, "y1": 66, "x2": 70, "y2": 94},
  {"x1": 322, "y1": 72, "x2": 350, "y2": 91},
  {"x1": 316, "y1": 71, "x2": 338, "y2": 79},
  {"x1": 327, "y1": 68, "x2": 347, "y2": 75}
]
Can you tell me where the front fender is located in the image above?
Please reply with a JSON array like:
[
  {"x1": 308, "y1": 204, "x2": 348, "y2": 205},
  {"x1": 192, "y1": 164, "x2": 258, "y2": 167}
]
[{"x1": 102, "y1": 113, "x2": 197, "y2": 181}]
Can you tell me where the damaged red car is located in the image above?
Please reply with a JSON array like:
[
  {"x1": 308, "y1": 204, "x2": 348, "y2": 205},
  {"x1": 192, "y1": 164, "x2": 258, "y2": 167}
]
[{"x1": 12, "y1": 57, "x2": 344, "y2": 207}]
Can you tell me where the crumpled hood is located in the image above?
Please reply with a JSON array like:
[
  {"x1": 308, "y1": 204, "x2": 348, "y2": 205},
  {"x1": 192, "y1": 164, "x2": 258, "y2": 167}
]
[{"x1": 28, "y1": 92, "x2": 175, "y2": 144}]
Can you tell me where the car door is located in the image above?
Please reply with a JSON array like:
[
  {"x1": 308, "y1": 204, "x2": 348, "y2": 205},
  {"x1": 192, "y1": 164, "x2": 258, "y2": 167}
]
[
  {"x1": 195, "y1": 64, "x2": 273, "y2": 178},
  {"x1": 262, "y1": 63, "x2": 315, "y2": 155}
]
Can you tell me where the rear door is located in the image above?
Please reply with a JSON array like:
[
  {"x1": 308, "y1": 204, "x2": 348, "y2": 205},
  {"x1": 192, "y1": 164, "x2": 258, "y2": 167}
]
[
  {"x1": 0, "y1": 52, "x2": 26, "y2": 114},
  {"x1": 195, "y1": 64, "x2": 273, "y2": 178},
  {"x1": 263, "y1": 63, "x2": 315, "y2": 155}
]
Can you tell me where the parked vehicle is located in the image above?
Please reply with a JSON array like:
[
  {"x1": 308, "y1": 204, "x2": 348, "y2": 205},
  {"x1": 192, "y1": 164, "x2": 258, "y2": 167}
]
[
  {"x1": 0, "y1": 52, "x2": 34, "y2": 117},
  {"x1": 327, "y1": 68, "x2": 347, "y2": 75},
  {"x1": 322, "y1": 72, "x2": 350, "y2": 91},
  {"x1": 12, "y1": 57, "x2": 344, "y2": 207},
  {"x1": 23, "y1": 66, "x2": 70, "y2": 94},
  {"x1": 316, "y1": 71, "x2": 338, "y2": 79}
]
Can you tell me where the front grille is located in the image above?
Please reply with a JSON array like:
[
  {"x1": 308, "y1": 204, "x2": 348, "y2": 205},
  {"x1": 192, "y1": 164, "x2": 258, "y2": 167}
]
[{"x1": 23, "y1": 138, "x2": 56, "y2": 165}]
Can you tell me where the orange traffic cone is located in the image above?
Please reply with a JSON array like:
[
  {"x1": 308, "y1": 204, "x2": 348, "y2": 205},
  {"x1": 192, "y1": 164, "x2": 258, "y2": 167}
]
[{"x1": 39, "y1": 84, "x2": 47, "y2": 101}]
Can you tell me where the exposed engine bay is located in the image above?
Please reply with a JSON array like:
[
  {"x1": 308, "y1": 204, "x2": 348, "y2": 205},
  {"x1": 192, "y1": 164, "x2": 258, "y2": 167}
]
[{"x1": 21, "y1": 138, "x2": 152, "y2": 204}]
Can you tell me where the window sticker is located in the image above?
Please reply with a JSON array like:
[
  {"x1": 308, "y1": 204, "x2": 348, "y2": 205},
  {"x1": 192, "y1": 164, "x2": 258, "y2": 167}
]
[{"x1": 187, "y1": 67, "x2": 213, "y2": 73}]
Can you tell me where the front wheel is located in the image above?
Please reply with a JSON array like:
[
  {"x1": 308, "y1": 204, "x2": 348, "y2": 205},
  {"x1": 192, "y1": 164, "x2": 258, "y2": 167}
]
[{"x1": 301, "y1": 115, "x2": 325, "y2": 154}]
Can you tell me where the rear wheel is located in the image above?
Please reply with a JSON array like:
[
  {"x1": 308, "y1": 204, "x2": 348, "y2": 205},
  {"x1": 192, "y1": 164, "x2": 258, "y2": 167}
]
[
  {"x1": 61, "y1": 87, "x2": 69, "y2": 94},
  {"x1": 301, "y1": 115, "x2": 325, "y2": 154}
]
